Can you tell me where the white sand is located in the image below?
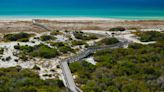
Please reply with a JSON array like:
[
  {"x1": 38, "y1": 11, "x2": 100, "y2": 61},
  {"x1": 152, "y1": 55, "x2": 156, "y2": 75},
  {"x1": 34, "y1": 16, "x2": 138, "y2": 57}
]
[
  {"x1": 55, "y1": 35, "x2": 69, "y2": 42},
  {"x1": 0, "y1": 17, "x2": 122, "y2": 22},
  {"x1": 85, "y1": 57, "x2": 97, "y2": 65},
  {"x1": 0, "y1": 29, "x2": 160, "y2": 81}
]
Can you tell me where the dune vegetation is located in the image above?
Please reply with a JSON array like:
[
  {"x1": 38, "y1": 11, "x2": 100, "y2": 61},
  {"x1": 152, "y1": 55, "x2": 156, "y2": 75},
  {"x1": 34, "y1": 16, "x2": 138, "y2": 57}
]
[
  {"x1": 136, "y1": 31, "x2": 164, "y2": 42},
  {"x1": 109, "y1": 27, "x2": 126, "y2": 31},
  {"x1": 97, "y1": 38, "x2": 119, "y2": 46},
  {"x1": 14, "y1": 44, "x2": 58, "y2": 59},
  {"x1": 4, "y1": 32, "x2": 33, "y2": 42},
  {"x1": 73, "y1": 31, "x2": 98, "y2": 41},
  {"x1": 0, "y1": 66, "x2": 67, "y2": 92},
  {"x1": 69, "y1": 41, "x2": 164, "y2": 92}
]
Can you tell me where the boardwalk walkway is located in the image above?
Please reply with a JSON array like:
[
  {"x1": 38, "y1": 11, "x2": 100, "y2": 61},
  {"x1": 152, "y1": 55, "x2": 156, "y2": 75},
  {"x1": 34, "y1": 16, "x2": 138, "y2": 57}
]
[
  {"x1": 59, "y1": 61, "x2": 78, "y2": 92},
  {"x1": 60, "y1": 40, "x2": 129, "y2": 92},
  {"x1": 32, "y1": 20, "x2": 129, "y2": 92},
  {"x1": 32, "y1": 19, "x2": 53, "y2": 31}
]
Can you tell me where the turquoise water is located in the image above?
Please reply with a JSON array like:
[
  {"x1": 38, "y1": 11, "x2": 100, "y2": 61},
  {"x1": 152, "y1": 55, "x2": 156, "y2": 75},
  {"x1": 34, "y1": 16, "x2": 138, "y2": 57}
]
[{"x1": 0, "y1": 0, "x2": 164, "y2": 20}]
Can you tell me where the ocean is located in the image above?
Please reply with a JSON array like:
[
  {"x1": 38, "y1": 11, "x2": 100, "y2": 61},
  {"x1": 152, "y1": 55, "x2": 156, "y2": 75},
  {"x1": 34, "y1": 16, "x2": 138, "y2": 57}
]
[{"x1": 0, "y1": 0, "x2": 164, "y2": 20}]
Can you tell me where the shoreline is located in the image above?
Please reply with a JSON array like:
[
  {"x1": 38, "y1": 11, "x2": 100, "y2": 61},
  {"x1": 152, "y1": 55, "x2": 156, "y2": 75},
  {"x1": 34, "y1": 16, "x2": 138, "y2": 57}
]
[
  {"x1": 0, "y1": 16, "x2": 164, "y2": 22},
  {"x1": 0, "y1": 16, "x2": 123, "y2": 22}
]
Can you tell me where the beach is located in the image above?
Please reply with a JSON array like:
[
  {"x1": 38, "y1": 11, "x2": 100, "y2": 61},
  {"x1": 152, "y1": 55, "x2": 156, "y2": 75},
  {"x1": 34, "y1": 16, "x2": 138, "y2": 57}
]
[{"x1": 0, "y1": 17, "x2": 164, "y2": 34}]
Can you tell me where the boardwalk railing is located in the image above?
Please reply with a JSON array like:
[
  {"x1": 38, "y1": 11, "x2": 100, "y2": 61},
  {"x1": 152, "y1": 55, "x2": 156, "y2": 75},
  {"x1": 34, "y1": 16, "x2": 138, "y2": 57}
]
[
  {"x1": 64, "y1": 41, "x2": 127, "y2": 63},
  {"x1": 32, "y1": 20, "x2": 130, "y2": 92},
  {"x1": 32, "y1": 19, "x2": 53, "y2": 31},
  {"x1": 60, "y1": 41, "x2": 129, "y2": 92},
  {"x1": 59, "y1": 61, "x2": 78, "y2": 92}
]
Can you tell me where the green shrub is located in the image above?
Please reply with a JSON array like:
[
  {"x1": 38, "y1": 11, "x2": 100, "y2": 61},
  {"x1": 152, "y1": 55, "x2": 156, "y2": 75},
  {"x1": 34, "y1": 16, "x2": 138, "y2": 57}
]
[
  {"x1": 87, "y1": 34, "x2": 98, "y2": 40},
  {"x1": 30, "y1": 44, "x2": 58, "y2": 59},
  {"x1": 18, "y1": 38, "x2": 29, "y2": 42},
  {"x1": 0, "y1": 48, "x2": 4, "y2": 54},
  {"x1": 109, "y1": 27, "x2": 126, "y2": 31},
  {"x1": 71, "y1": 41, "x2": 86, "y2": 46},
  {"x1": 50, "y1": 42, "x2": 65, "y2": 47},
  {"x1": 0, "y1": 67, "x2": 66, "y2": 92},
  {"x1": 137, "y1": 31, "x2": 164, "y2": 42},
  {"x1": 71, "y1": 42, "x2": 164, "y2": 92},
  {"x1": 32, "y1": 65, "x2": 40, "y2": 70},
  {"x1": 73, "y1": 31, "x2": 98, "y2": 40},
  {"x1": 59, "y1": 46, "x2": 74, "y2": 54},
  {"x1": 40, "y1": 35, "x2": 56, "y2": 41},
  {"x1": 73, "y1": 31, "x2": 84, "y2": 39},
  {"x1": 19, "y1": 53, "x2": 28, "y2": 61},
  {"x1": 4, "y1": 32, "x2": 32, "y2": 42},
  {"x1": 50, "y1": 30, "x2": 63, "y2": 35},
  {"x1": 14, "y1": 45, "x2": 33, "y2": 53},
  {"x1": 128, "y1": 43, "x2": 144, "y2": 49},
  {"x1": 97, "y1": 38, "x2": 119, "y2": 45},
  {"x1": 15, "y1": 44, "x2": 58, "y2": 59}
]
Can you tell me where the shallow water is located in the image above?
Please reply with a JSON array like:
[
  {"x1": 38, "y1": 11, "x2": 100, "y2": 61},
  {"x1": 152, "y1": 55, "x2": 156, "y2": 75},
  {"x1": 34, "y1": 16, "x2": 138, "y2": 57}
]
[{"x1": 0, "y1": 0, "x2": 164, "y2": 20}]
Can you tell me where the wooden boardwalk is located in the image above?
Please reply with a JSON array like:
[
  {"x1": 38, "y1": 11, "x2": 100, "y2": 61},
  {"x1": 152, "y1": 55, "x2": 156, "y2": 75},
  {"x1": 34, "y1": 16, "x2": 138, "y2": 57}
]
[
  {"x1": 32, "y1": 20, "x2": 130, "y2": 92},
  {"x1": 60, "y1": 40, "x2": 129, "y2": 92},
  {"x1": 32, "y1": 19, "x2": 53, "y2": 31}
]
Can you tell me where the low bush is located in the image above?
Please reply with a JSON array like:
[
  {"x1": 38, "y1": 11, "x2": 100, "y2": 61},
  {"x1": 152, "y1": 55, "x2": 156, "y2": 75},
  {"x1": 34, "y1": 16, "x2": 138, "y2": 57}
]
[
  {"x1": 109, "y1": 27, "x2": 126, "y2": 31},
  {"x1": 40, "y1": 35, "x2": 56, "y2": 41},
  {"x1": 0, "y1": 48, "x2": 4, "y2": 54},
  {"x1": 50, "y1": 42, "x2": 65, "y2": 48},
  {"x1": 4, "y1": 32, "x2": 32, "y2": 42},
  {"x1": 73, "y1": 31, "x2": 84, "y2": 40},
  {"x1": 18, "y1": 38, "x2": 29, "y2": 42},
  {"x1": 32, "y1": 65, "x2": 40, "y2": 70},
  {"x1": 71, "y1": 40, "x2": 86, "y2": 46},
  {"x1": 86, "y1": 34, "x2": 98, "y2": 40},
  {"x1": 70, "y1": 42, "x2": 164, "y2": 92},
  {"x1": 97, "y1": 38, "x2": 119, "y2": 45},
  {"x1": 31, "y1": 45, "x2": 58, "y2": 59},
  {"x1": 136, "y1": 31, "x2": 164, "y2": 42},
  {"x1": 50, "y1": 30, "x2": 63, "y2": 35},
  {"x1": 73, "y1": 31, "x2": 98, "y2": 40},
  {"x1": 59, "y1": 46, "x2": 74, "y2": 54},
  {"x1": 50, "y1": 42, "x2": 74, "y2": 54},
  {"x1": 19, "y1": 53, "x2": 29, "y2": 61},
  {"x1": 0, "y1": 66, "x2": 67, "y2": 92},
  {"x1": 15, "y1": 44, "x2": 58, "y2": 59}
]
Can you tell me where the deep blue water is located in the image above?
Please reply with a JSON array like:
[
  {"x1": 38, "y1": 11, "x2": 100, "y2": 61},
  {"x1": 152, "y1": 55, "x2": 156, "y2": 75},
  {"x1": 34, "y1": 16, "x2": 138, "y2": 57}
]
[{"x1": 0, "y1": 0, "x2": 164, "y2": 20}]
